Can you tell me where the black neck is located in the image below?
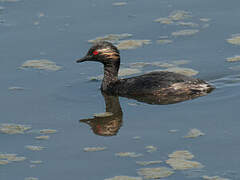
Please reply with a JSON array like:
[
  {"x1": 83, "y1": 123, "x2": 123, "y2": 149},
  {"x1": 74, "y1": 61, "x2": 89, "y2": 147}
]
[{"x1": 101, "y1": 61, "x2": 120, "y2": 91}]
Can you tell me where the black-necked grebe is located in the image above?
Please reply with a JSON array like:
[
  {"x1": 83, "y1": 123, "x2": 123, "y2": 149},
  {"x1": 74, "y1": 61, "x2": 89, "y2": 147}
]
[{"x1": 76, "y1": 41, "x2": 214, "y2": 104}]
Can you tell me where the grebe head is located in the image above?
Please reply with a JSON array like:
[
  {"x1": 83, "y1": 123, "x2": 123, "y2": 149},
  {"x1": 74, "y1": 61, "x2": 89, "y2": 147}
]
[{"x1": 76, "y1": 41, "x2": 120, "y2": 65}]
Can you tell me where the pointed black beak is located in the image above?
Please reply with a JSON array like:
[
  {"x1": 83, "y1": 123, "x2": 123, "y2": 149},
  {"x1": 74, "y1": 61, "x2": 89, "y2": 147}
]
[{"x1": 76, "y1": 55, "x2": 92, "y2": 63}]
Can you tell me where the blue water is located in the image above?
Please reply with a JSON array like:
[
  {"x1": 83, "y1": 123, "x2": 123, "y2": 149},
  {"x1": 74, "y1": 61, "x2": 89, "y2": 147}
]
[{"x1": 1, "y1": 0, "x2": 240, "y2": 179}]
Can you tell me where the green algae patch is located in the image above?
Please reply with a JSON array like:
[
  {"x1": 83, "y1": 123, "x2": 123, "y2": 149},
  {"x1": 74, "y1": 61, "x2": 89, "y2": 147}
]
[
  {"x1": 202, "y1": 175, "x2": 229, "y2": 180},
  {"x1": 21, "y1": 59, "x2": 62, "y2": 71},
  {"x1": 88, "y1": 33, "x2": 132, "y2": 44},
  {"x1": 35, "y1": 135, "x2": 49, "y2": 140},
  {"x1": 136, "y1": 160, "x2": 162, "y2": 166},
  {"x1": 105, "y1": 176, "x2": 142, "y2": 180},
  {"x1": 145, "y1": 145, "x2": 157, "y2": 153},
  {"x1": 117, "y1": 40, "x2": 151, "y2": 50},
  {"x1": 93, "y1": 112, "x2": 113, "y2": 117},
  {"x1": 8, "y1": 86, "x2": 24, "y2": 91},
  {"x1": 166, "y1": 150, "x2": 203, "y2": 170},
  {"x1": 172, "y1": 29, "x2": 199, "y2": 37},
  {"x1": 227, "y1": 34, "x2": 240, "y2": 45},
  {"x1": 39, "y1": 129, "x2": 57, "y2": 134},
  {"x1": 83, "y1": 147, "x2": 107, "y2": 152},
  {"x1": 25, "y1": 145, "x2": 45, "y2": 151},
  {"x1": 0, "y1": 123, "x2": 31, "y2": 134},
  {"x1": 115, "y1": 152, "x2": 143, "y2": 158},
  {"x1": 138, "y1": 167, "x2": 174, "y2": 179},
  {"x1": 184, "y1": 128, "x2": 205, "y2": 138},
  {"x1": 112, "y1": 2, "x2": 127, "y2": 6},
  {"x1": 226, "y1": 55, "x2": 240, "y2": 62}
]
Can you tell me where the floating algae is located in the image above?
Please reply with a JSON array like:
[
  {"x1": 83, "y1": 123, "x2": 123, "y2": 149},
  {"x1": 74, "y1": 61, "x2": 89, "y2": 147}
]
[
  {"x1": 24, "y1": 177, "x2": 39, "y2": 180},
  {"x1": 226, "y1": 55, "x2": 240, "y2": 62},
  {"x1": 154, "y1": 17, "x2": 173, "y2": 24},
  {"x1": 227, "y1": 34, "x2": 240, "y2": 45},
  {"x1": 129, "y1": 62, "x2": 175, "y2": 69},
  {"x1": 200, "y1": 18, "x2": 211, "y2": 22},
  {"x1": 145, "y1": 146, "x2": 157, "y2": 153},
  {"x1": 115, "y1": 152, "x2": 143, "y2": 158},
  {"x1": 169, "y1": 10, "x2": 191, "y2": 21},
  {"x1": 168, "y1": 129, "x2": 179, "y2": 133},
  {"x1": 156, "y1": 39, "x2": 173, "y2": 44},
  {"x1": 136, "y1": 160, "x2": 162, "y2": 166},
  {"x1": 8, "y1": 86, "x2": 24, "y2": 91},
  {"x1": 184, "y1": 128, "x2": 205, "y2": 138},
  {"x1": 112, "y1": 2, "x2": 127, "y2": 6},
  {"x1": 25, "y1": 145, "x2": 45, "y2": 151},
  {"x1": 30, "y1": 160, "x2": 43, "y2": 164},
  {"x1": 166, "y1": 150, "x2": 203, "y2": 170},
  {"x1": 0, "y1": 153, "x2": 26, "y2": 164},
  {"x1": 177, "y1": 22, "x2": 199, "y2": 27},
  {"x1": 117, "y1": 40, "x2": 151, "y2": 50},
  {"x1": 21, "y1": 59, "x2": 62, "y2": 71},
  {"x1": 39, "y1": 129, "x2": 57, "y2": 134},
  {"x1": 0, "y1": 123, "x2": 31, "y2": 134},
  {"x1": 166, "y1": 158, "x2": 203, "y2": 170},
  {"x1": 168, "y1": 150, "x2": 194, "y2": 160},
  {"x1": 0, "y1": 160, "x2": 9, "y2": 165},
  {"x1": 154, "y1": 10, "x2": 191, "y2": 24},
  {"x1": 35, "y1": 135, "x2": 49, "y2": 140},
  {"x1": 132, "y1": 136, "x2": 141, "y2": 140},
  {"x1": 137, "y1": 167, "x2": 174, "y2": 179},
  {"x1": 88, "y1": 33, "x2": 132, "y2": 44},
  {"x1": 202, "y1": 175, "x2": 229, "y2": 180},
  {"x1": 164, "y1": 67, "x2": 198, "y2": 76},
  {"x1": 83, "y1": 147, "x2": 107, "y2": 152},
  {"x1": 93, "y1": 112, "x2": 113, "y2": 117},
  {"x1": 172, "y1": 29, "x2": 199, "y2": 37},
  {"x1": 105, "y1": 176, "x2": 142, "y2": 180}
]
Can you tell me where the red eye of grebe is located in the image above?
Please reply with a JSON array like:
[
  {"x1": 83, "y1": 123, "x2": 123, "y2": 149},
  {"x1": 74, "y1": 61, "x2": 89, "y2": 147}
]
[{"x1": 93, "y1": 51, "x2": 99, "y2": 55}]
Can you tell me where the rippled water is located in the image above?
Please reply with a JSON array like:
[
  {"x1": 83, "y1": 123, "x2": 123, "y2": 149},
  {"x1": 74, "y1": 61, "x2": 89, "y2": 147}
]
[{"x1": 1, "y1": 0, "x2": 240, "y2": 179}]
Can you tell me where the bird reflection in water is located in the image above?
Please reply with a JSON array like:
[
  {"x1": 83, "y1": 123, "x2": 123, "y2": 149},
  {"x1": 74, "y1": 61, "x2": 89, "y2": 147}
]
[
  {"x1": 79, "y1": 88, "x2": 212, "y2": 136},
  {"x1": 80, "y1": 92, "x2": 123, "y2": 136}
]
